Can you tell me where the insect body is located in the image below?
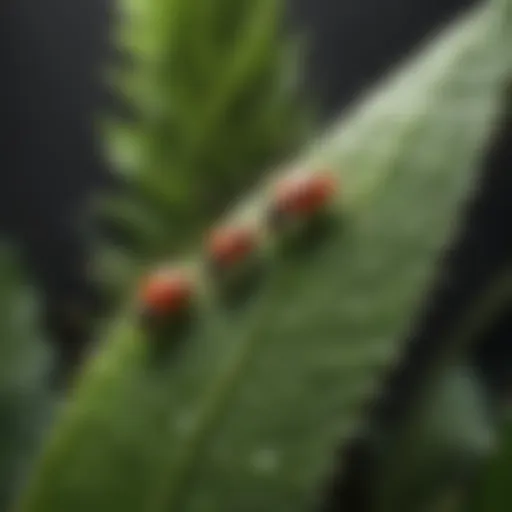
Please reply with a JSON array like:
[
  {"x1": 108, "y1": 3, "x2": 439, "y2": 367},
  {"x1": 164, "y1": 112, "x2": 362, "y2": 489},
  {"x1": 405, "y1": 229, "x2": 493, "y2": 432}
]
[
  {"x1": 270, "y1": 170, "x2": 337, "y2": 225},
  {"x1": 138, "y1": 267, "x2": 193, "y2": 319},
  {"x1": 206, "y1": 225, "x2": 257, "y2": 268}
]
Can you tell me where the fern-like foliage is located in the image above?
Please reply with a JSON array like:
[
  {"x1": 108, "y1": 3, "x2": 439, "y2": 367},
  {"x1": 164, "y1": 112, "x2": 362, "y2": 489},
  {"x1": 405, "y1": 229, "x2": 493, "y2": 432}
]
[{"x1": 101, "y1": 0, "x2": 309, "y2": 264}]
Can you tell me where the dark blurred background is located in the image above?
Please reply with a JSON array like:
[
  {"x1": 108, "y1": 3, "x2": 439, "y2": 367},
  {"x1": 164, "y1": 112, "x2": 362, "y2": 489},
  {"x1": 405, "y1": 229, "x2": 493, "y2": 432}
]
[{"x1": 0, "y1": 0, "x2": 510, "y2": 393}]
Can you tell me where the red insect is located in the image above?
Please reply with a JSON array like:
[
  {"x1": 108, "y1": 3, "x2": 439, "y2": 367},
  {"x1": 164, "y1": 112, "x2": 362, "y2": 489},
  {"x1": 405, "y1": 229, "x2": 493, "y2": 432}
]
[
  {"x1": 206, "y1": 225, "x2": 257, "y2": 268},
  {"x1": 272, "y1": 170, "x2": 337, "y2": 219},
  {"x1": 138, "y1": 267, "x2": 193, "y2": 317}
]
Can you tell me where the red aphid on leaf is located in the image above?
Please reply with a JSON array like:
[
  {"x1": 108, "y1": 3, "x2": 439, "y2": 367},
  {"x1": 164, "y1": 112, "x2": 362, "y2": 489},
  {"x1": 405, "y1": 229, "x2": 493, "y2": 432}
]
[
  {"x1": 206, "y1": 225, "x2": 257, "y2": 268},
  {"x1": 272, "y1": 170, "x2": 337, "y2": 218},
  {"x1": 138, "y1": 268, "x2": 193, "y2": 317}
]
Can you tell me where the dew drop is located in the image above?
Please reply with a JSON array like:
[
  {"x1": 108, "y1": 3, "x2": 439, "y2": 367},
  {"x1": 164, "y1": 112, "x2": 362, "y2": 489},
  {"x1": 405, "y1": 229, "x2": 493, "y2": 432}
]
[
  {"x1": 175, "y1": 411, "x2": 196, "y2": 435},
  {"x1": 250, "y1": 448, "x2": 280, "y2": 474}
]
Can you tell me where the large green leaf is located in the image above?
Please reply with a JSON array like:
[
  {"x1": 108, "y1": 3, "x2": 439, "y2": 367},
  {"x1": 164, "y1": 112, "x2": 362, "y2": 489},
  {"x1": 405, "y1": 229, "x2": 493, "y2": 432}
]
[{"x1": 18, "y1": 4, "x2": 510, "y2": 512}]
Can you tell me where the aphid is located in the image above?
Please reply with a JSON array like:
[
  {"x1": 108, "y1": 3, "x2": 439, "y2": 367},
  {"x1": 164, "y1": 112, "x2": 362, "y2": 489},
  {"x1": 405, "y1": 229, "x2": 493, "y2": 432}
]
[
  {"x1": 138, "y1": 267, "x2": 193, "y2": 319},
  {"x1": 270, "y1": 170, "x2": 337, "y2": 225},
  {"x1": 206, "y1": 225, "x2": 257, "y2": 269}
]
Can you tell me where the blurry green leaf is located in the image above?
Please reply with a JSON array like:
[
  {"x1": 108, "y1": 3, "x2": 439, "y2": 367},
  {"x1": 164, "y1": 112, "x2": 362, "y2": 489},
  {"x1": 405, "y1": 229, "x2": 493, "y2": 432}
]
[
  {"x1": 0, "y1": 248, "x2": 54, "y2": 510},
  {"x1": 19, "y1": 4, "x2": 510, "y2": 512},
  {"x1": 104, "y1": 0, "x2": 309, "y2": 261},
  {"x1": 376, "y1": 364, "x2": 497, "y2": 512},
  {"x1": 465, "y1": 408, "x2": 512, "y2": 512},
  {"x1": 370, "y1": 267, "x2": 511, "y2": 512},
  {"x1": 97, "y1": 194, "x2": 170, "y2": 253}
]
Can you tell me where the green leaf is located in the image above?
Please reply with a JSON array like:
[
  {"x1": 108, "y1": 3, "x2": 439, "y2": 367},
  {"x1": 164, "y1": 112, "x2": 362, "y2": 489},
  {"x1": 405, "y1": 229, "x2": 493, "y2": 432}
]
[
  {"x1": 0, "y1": 248, "x2": 54, "y2": 510},
  {"x1": 96, "y1": 194, "x2": 171, "y2": 253},
  {"x1": 374, "y1": 364, "x2": 497, "y2": 512},
  {"x1": 19, "y1": 4, "x2": 510, "y2": 512},
  {"x1": 367, "y1": 265, "x2": 511, "y2": 512},
  {"x1": 465, "y1": 408, "x2": 512, "y2": 512}
]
